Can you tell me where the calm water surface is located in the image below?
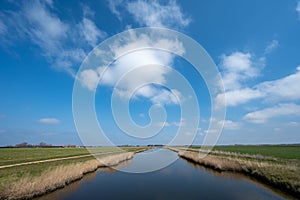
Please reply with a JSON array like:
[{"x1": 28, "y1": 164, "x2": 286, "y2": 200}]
[{"x1": 38, "y1": 149, "x2": 288, "y2": 200}]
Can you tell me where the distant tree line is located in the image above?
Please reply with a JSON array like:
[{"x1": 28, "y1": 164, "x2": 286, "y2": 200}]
[
  {"x1": 14, "y1": 142, "x2": 53, "y2": 148},
  {"x1": 1, "y1": 142, "x2": 78, "y2": 148}
]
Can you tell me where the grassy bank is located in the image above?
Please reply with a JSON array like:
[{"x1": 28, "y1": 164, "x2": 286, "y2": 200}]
[
  {"x1": 212, "y1": 145, "x2": 299, "y2": 160},
  {"x1": 172, "y1": 146, "x2": 300, "y2": 198},
  {"x1": 0, "y1": 147, "x2": 146, "y2": 200},
  {"x1": 0, "y1": 147, "x2": 143, "y2": 166}
]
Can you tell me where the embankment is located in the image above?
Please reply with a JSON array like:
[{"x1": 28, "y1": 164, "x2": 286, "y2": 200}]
[
  {"x1": 0, "y1": 152, "x2": 133, "y2": 200},
  {"x1": 176, "y1": 149, "x2": 300, "y2": 198}
]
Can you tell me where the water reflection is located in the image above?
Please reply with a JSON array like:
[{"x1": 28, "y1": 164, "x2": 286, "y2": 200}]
[
  {"x1": 36, "y1": 169, "x2": 98, "y2": 200},
  {"x1": 98, "y1": 159, "x2": 133, "y2": 173},
  {"x1": 37, "y1": 149, "x2": 288, "y2": 200},
  {"x1": 120, "y1": 147, "x2": 178, "y2": 173},
  {"x1": 35, "y1": 158, "x2": 132, "y2": 200},
  {"x1": 180, "y1": 157, "x2": 293, "y2": 199}
]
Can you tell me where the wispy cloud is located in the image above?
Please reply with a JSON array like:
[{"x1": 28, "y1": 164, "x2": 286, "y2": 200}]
[
  {"x1": 202, "y1": 119, "x2": 241, "y2": 133},
  {"x1": 78, "y1": 17, "x2": 106, "y2": 47},
  {"x1": 126, "y1": 0, "x2": 190, "y2": 28},
  {"x1": 244, "y1": 103, "x2": 300, "y2": 123},
  {"x1": 108, "y1": 0, "x2": 123, "y2": 20},
  {"x1": 38, "y1": 118, "x2": 60, "y2": 124},
  {"x1": 134, "y1": 86, "x2": 182, "y2": 105},
  {"x1": 156, "y1": 118, "x2": 186, "y2": 127},
  {"x1": 285, "y1": 121, "x2": 300, "y2": 127},
  {"x1": 257, "y1": 66, "x2": 300, "y2": 101},
  {"x1": 221, "y1": 120, "x2": 241, "y2": 130},
  {"x1": 0, "y1": 19, "x2": 7, "y2": 35},
  {"x1": 296, "y1": 1, "x2": 300, "y2": 18},
  {"x1": 0, "y1": 1, "x2": 106, "y2": 75},
  {"x1": 1, "y1": 0, "x2": 189, "y2": 106},
  {"x1": 216, "y1": 87, "x2": 264, "y2": 107},
  {"x1": 217, "y1": 65, "x2": 300, "y2": 107},
  {"x1": 108, "y1": 0, "x2": 190, "y2": 29},
  {"x1": 264, "y1": 40, "x2": 279, "y2": 54},
  {"x1": 203, "y1": 129, "x2": 219, "y2": 134},
  {"x1": 0, "y1": 130, "x2": 6, "y2": 133},
  {"x1": 0, "y1": 114, "x2": 6, "y2": 119},
  {"x1": 172, "y1": 118, "x2": 186, "y2": 127}
]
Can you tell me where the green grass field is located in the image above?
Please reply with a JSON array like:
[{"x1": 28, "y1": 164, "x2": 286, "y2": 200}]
[
  {"x1": 0, "y1": 147, "x2": 143, "y2": 166},
  {"x1": 212, "y1": 145, "x2": 300, "y2": 160},
  {"x1": 190, "y1": 145, "x2": 300, "y2": 160},
  {"x1": 0, "y1": 146, "x2": 147, "y2": 194}
]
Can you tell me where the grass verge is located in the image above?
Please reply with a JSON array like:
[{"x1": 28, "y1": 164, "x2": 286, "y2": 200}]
[
  {"x1": 171, "y1": 147, "x2": 300, "y2": 198},
  {"x1": 0, "y1": 147, "x2": 147, "y2": 200}
]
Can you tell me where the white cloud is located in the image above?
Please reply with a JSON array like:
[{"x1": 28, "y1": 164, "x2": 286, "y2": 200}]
[
  {"x1": 204, "y1": 129, "x2": 219, "y2": 134},
  {"x1": 24, "y1": 1, "x2": 68, "y2": 39},
  {"x1": 54, "y1": 49, "x2": 87, "y2": 75},
  {"x1": 109, "y1": 0, "x2": 190, "y2": 29},
  {"x1": 97, "y1": 49, "x2": 176, "y2": 103},
  {"x1": 218, "y1": 49, "x2": 300, "y2": 107},
  {"x1": 79, "y1": 17, "x2": 106, "y2": 47},
  {"x1": 220, "y1": 52, "x2": 262, "y2": 90},
  {"x1": 273, "y1": 127, "x2": 281, "y2": 132},
  {"x1": 156, "y1": 121, "x2": 171, "y2": 127},
  {"x1": 79, "y1": 69, "x2": 100, "y2": 91},
  {"x1": 216, "y1": 88, "x2": 264, "y2": 107},
  {"x1": 0, "y1": 19, "x2": 7, "y2": 35},
  {"x1": 264, "y1": 40, "x2": 279, "y2": 54},
  {"x1": 285, "y1": 121, "x2": 300, "y2": 127},
  {"x1": 257, "y1": 66, "x2": 300, "y2": 101},
  {"x1": 296, "y1": 1, "x2": 300, "y2": 18},
  {"x1": 156, "y1": 118, "x2": 186, "y2": 127},
  {"x1": 0, "y1": 1, "x2": 105, "y2": 75},
  {"x1": 114, "y1": 85, "x2": 182, "y2": 105},
  {"x1": 220, "y1": 120, "x2": 241, "y2": 130},
  {"x1": 172, "y1": 118, "x2": 186, "y2": 127},
  {"x1": 20, "y1": 0, "x2": 69, "y2": 58},
  {"x1": 203, "y1": 119, "x2": 241, "y2": 131},
  {"x1": 101, "y1": 50, "x2": 173, "y2": 86},
  {"x1": 38, "y1": 118, "x2": 60, "y2": 124},
  {"x1": 184, "y1": 131, "x2": 194, "y2": 136},
  {"x1": 126, "y1": 0, "x2": 190, "y2": 28},
  {"x1": 147, "y1": 88, "x2": 182, "y2": 105},
  {"x1": 108, "y1": 0, "x2": 123, "y2": 20},
  {"x1": 217, "y1": 52, "x2": 265, "y2": 107},
  {"x1": 79, "y1": 32, "x2": 185, "y2": 105},
  {"x1": 218, "y1": 66, "x2": 300, "y2": 107},
  {"x1": 244, "y1": 103, "x2": 300, "y2": 123}
]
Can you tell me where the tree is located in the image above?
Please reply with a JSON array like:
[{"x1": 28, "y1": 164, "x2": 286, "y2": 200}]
[{"x1": 15, "y1": 142, "x2": 29, "y2": 147}]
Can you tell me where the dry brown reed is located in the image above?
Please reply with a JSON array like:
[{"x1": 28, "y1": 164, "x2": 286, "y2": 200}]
[
  {"x1": 177, "y1": 150, "x2": 300, "y2": 197},
  {"x1": 0, "y1": 152, "x2": 133, "y2": 200}
]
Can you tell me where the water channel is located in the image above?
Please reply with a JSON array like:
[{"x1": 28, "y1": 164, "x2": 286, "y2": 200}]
[{"x1": 37, "y1": 148, "x2": 289, "y2": 200}]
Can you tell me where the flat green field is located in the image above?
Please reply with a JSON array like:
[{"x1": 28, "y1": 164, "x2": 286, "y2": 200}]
[
  {"x1": 0, "y1": 147, "x2": 142, "y2": 166},
  {"x1": 209, "y1": 145, "x2": 300, "y2": 160},
  {"x1": 0, "y1": 146, "x2": 147, "y2": 193}
]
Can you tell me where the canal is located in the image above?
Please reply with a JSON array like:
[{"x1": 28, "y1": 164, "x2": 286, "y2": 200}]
[{"x1": 37, "y1": 148, "x2": 288, "y2": 200}]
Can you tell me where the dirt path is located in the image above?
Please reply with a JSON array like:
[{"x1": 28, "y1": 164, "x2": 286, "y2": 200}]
[{"x1": 0, "y1": 152, "x2": 118, "y2": 169}]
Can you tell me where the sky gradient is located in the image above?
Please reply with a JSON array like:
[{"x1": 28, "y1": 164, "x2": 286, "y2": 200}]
[{"x1": 0, "y1": 0, "x2": 300, "y2": 146}]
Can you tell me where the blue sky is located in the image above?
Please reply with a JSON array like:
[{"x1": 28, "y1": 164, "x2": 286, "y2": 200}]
[{"x1": 0, "y1": 0, "x2": 300, "y2": 146}]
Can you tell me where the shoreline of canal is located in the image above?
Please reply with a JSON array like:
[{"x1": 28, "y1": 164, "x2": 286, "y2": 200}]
[
  {"x1": 172, "y1": 148, "x2": 299, "y2": 199},
  {"x1": 0, "y1": 152, "x2": 135, "y2": 200}
]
